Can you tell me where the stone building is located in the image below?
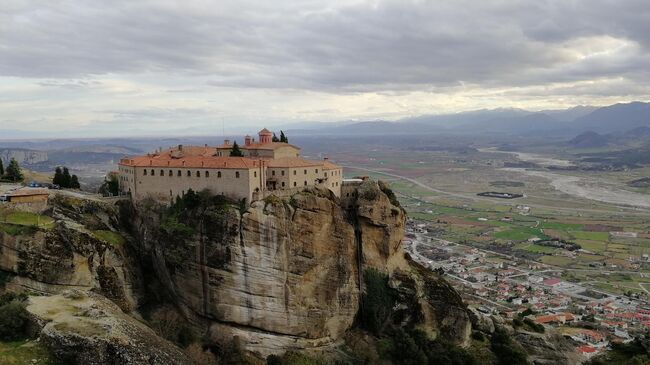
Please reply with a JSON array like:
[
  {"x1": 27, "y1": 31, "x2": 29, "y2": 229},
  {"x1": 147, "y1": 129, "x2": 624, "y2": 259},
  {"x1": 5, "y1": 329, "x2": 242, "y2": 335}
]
[{"x1": 118, "y1": 129, "x2": 343, "y2": 203}]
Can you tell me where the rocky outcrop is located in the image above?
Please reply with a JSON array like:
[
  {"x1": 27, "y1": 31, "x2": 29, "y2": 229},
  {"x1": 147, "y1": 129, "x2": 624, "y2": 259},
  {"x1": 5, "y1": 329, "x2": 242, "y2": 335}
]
[
  {"x1": 26, "y1": 290, "x2": 191, "y2": 365},
  {"x1": 0, "y1": 195, "x2": 139, "y2": 312},
  {"x1": 0, "y1": 148, "x2": 48, "y2": 166},
  {"x1": 3, "y1": 180, "x2": 472, "y2": 361},
  {"x1": 132, "y1": 181, "x2": 471, "y2": 357},
  {"x1": 514, "y1": 330, "x2": 583, "y2": 365}
]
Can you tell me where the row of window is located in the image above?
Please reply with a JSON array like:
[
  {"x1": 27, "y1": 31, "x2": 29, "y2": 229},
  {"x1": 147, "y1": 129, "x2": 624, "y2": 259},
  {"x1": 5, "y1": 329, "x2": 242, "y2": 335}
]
[{"x1": 142, "y1": 169, "x2": 246, "y2": 178}]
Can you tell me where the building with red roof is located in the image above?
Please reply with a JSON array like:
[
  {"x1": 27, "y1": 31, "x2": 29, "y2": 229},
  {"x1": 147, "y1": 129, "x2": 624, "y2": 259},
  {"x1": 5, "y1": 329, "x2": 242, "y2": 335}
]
[{"x1": 118, "y1": 128, "x2": 344, "y2": 202}]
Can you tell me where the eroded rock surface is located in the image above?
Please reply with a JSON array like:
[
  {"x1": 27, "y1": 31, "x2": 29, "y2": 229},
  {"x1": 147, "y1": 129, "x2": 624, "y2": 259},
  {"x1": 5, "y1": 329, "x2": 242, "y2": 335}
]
[{"x1": 27, "y1": 290, "x2": 190, "y2": 365}]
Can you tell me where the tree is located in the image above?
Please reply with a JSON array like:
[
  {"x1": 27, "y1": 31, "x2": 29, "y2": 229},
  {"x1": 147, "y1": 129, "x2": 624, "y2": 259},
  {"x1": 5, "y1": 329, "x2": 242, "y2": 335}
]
[
  {"x1": 230, "y1": 141, "x2": 244, "y2": 157},
  {"x1": 53, "y1": 166, "x2": 64, "y2": 186},
  {"x1": 272, "y1": 133, "x2": 279, "y2": 142},
  {"x1": 62, "y1": 167, "x2": 72, "y2": 188},
  {"x1": 4, "y1": 158, "x2": 23, "y2": 182},
  {"x1": 0, "y1": 159, "x2": 4, "y2": 176},
  {"x1": 99, "y1": 174, "x2": 119, "y2": 196},
  {"x1": 70, "y1": 174, "x2": 80, "y2": 189},
  {"x1": 280, "y1": 130, "x2": 288, "y2": 143}
]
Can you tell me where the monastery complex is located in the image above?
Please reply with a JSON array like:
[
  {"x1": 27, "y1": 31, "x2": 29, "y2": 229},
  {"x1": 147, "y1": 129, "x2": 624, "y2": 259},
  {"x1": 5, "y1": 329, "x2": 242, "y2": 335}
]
[{"x1": 117, "y1": 128, "x2": 343, "y2": 203}]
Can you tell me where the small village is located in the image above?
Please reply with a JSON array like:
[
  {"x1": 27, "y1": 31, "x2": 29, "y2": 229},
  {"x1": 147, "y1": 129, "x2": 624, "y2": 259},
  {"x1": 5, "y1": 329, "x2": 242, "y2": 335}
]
[{"x1": 404, "y1": 219, "x2": 650, "y2": 360}]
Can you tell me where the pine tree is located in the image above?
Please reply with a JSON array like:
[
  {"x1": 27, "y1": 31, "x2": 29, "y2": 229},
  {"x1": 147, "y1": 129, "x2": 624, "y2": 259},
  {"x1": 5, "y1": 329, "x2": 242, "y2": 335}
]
[
  {"x1": 0, "y1": 159, "x2": 4, "y2": 176},
  {"x1": 230, "y1": 141, "x2": 244, "y2": 157},
  {"x1": 70, "y1": 175, "x2": 80, "y2": 189},
  {"x1": 62, "y1": 167, "x2": 72, "y2": 188},
  {"x1": 280, "y1": 130, "x2": 288, "y2": 143},
  {"x1": 4, "y1": 158, "x2": 23, "y2": 182},
  {"x1": 53, "y1": 167, "x2": 64, "y2": 186},
  {"x1": 272, "y1": 133, "x2": 279, "y2": 142}
]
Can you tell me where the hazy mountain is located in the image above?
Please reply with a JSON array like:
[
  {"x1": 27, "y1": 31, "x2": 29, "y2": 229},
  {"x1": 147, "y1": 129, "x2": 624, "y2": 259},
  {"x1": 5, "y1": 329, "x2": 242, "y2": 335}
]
[
  {"x1": 291, "y1": 102, "x2": 648, "y2": 137},
  {"x1": 568, "y1": 131, "x2": 610, "y2": 148},
  {"x1": 573, "y1": 102, "x2": 650, "y2": 133},
  {"x1": 540, "y1": 105, "x2": 598, "y2": 121}
]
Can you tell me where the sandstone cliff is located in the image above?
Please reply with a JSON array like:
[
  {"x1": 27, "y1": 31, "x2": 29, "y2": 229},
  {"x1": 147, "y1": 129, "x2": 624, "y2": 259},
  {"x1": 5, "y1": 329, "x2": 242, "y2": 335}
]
[
  {"x1": 0, "y1": 195, "x2": 139, "y2": 312},
  {"x1": 1, "y1": 181, "x2": 473, "y2": 362},
  {"x1": 129, "y1": 181, "x2": 471, "y2": 357}
]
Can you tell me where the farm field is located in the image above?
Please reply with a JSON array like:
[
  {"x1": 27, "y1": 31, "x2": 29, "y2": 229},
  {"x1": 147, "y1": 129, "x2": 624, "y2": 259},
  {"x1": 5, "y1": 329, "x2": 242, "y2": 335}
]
[{"x1": 333, "y1": 140, "x2": 650, "y2": 299}]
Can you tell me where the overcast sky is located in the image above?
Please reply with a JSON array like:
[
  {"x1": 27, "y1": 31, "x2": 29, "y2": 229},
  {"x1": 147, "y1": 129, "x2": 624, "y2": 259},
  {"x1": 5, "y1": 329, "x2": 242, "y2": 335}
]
[{"x1": 1, "y1": 0, "x2": 649, "y2": 137}]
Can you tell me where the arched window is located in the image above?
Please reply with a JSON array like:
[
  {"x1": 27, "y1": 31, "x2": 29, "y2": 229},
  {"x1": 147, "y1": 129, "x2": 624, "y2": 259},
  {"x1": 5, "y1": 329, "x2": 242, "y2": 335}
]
[
  {"x1": 205, "y1": 171, "x2": 209, "y2": 178},
  {"x1": 143, "y1": 170, "x2": 147, "y2": 176},
  {"x1": 304, "y1": 169, "x2": 307, "y2": 175},
  {"x1": 293, "y1": 182, "x2": 297, "y2": 187},
  {"x1": 293, "y1": 170, "x2": 296, "y2": 175},
  {"x1": 177, "y1": 170, "x2": 181, "y2": 176},
  {"x1": 196, "y1": 171, "x2": 201, "y2": 177},
  {"x1": 281, "y1": 182, "x2": 285, "y2": 187},
  {"x1": 169, "y1": 170, "x2": 173, "y2": 176},
  {"x1": 254, "y1": 171, "x2": 257, "y2": 177},
  {"x1": 187, "y1": 170, "x2": 191, "y2": 177},
  {"x1": 304, "y1": 181, "x2": 307, "y2": 186},
  {"x1": 160, "y1": 170, "x2": 164, "y2": 176},
  {"x1": 217, "y1": 171, "x2": 222, "y2": 178},
  {"x1": 315, "y1": 169, "x2": 318, "y2": 173},
  {"x1": 151, "y1": 169, "x2": 155, "y2": 176},
  {"x1": 235, "y1": 171, "x2": 240, "y2": 178},
  {"x1": 281, "y1": 170, "x2": 285, "y2": 176}
]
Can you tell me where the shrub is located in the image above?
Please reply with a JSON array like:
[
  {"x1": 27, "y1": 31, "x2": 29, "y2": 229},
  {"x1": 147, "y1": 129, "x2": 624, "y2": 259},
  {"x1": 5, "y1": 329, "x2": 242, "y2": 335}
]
[
  {"x1": 490, "y1": 328, "x2": 529, "y2": 365},
  {"x1": 149, "y1": 306, "x2": 196, "y2": 347},
  {"x1": 359, "y1": 269, "x2": 396, "y2": 335},
  {"x1": 185, "y1": 343, "x2": 218, "y2": 365},
  {"x1": 0, "y1": 300, "x2": 30, "y2": 340},
  {"x1": 523, "y1": 318, "x2": 545, "y2": 333}
]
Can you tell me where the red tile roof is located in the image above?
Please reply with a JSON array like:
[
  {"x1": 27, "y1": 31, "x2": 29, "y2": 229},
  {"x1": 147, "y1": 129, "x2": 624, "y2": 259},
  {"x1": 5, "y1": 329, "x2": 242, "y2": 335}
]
[
  {"x1": 543, "y1": 278, "x2": 562, "y2": 286},
  {"x1": 577, "y1": 345, "x2": 596, "y2": 354},
  {"x1": 120, "y1": 155, "x2": 260, "y2": 169}
]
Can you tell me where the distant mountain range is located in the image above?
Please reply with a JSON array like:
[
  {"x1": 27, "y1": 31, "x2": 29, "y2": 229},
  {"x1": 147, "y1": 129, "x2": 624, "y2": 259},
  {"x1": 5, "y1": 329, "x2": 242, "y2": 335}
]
[{"x1": 285, "y1": 102, "x2": 649, "y2": 137}]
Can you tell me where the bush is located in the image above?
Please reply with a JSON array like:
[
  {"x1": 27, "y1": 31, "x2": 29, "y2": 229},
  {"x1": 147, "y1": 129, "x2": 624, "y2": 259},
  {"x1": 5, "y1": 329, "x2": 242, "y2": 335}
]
[
  {"x1": 359, "y1": 269, "x2": 396, "y2": 335},
  {"x1": 0, "y1": 300, "x2": 30, "y2": 340},
  {"x1": 490, "y1": 328, "x2": 529, "y2": 365},
  {"x1": 523, "y1": 318, "x2": 545, "y2": 333},
  {"x1": 148, "y1": 306, "x2": 196, "y2": 347},
  {"x1": 265, "y1": 351, "x2": 328, "y2": 365},
  {"x1": 185, "y1": 343, "x2": 218, "y2": 365}
]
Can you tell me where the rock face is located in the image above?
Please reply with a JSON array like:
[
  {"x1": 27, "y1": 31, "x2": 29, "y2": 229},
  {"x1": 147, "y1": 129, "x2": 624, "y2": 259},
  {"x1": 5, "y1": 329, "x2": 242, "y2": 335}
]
[
  {"x1": 0, "y1": 195, "x2": 139, "y2": 311},
  {"x1": 514, "y1": 330, "x2": 584, "y2": 365},
  {"x1": 132, "y1": 181, "x2": 471, "y2": 356},
  {"x1": 0, "y1": 148, "x2": 48, "y2": 166},
  {"x1": 27, "y1": 290, "x2": 190, "y2": 365},
  {"x1": 2, "y1": 181, "x2": 472, "y2": 360}
]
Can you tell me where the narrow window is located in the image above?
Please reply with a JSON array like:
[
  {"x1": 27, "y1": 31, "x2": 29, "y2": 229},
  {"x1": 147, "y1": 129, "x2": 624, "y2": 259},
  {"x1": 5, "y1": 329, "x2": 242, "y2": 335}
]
[
  {"x1": 325, "y1": 172, "x2": 328, "y2": 177},
  {"x1": 293, "y1": 170, "x2": 296, "y2": 175},
  {"x1": 281, "y1": 182, "x2": 285, "y2": 187},
  {"x1": 177, "y1": 170, "x2": 181, "y2": 176},
  {"x1": 236, "y1": 171, "x2": 240, "y2": 178},
  {"x1": 218, "y1": 171, "x2": 221, "y2": 178},
  {"x1": 272, "y1": 170, "x2": 275, "y2": 176},
  {"x1": 293, "y1": 182, "x2": 297, "y2": 187},
  {"x1": 196, "y1": 171, "x2": 201, "y2": 177},
  {"x1": 316, "y1": 169, "x2": 318, "y2": 173},
  {"x1": 143, "y1": 170, "x2": 147, "y2": 176},
  {"x1": 304, "y1": 181, "x2": 307, "y2": 186},
  {"x1": 281, "y1": 170, "x2": 285, "y2": 176},
  {"x1": 304, "y1": 169, "x2": 307, "y2": 175},
  {"x1": 254, "y1": 171, "x2": 257, "y2": 177},
  {"x1": 205, "y1": 171, "x2": 209, "y2": 178},
  {"x1": 169, "y1": 170, "x2": 172, "y2": 176},
  {"x1": 187, "y1": 170, "x2": 191, "y2": 177},
  {"x1": 160, "y1": 170, "x2": 164, "y2": 176}
]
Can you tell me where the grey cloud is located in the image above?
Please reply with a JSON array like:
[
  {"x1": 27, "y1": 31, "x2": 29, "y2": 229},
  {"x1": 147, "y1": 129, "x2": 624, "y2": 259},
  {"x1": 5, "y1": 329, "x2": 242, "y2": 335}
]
[{"x1": 0, "y1": 0, "x2": 649, "y2": 93}]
